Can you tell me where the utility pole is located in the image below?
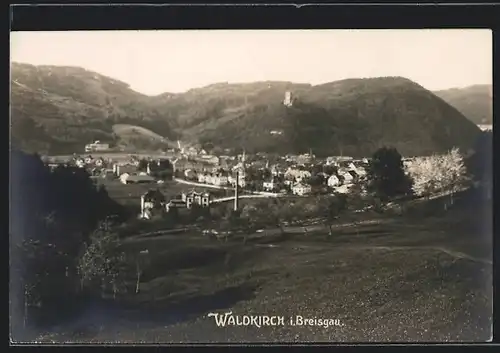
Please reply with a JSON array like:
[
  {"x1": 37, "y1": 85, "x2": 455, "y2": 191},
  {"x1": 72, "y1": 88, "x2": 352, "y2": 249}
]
[{"x1": 234, "y1": 171, "x2": 239, "y2": 212}]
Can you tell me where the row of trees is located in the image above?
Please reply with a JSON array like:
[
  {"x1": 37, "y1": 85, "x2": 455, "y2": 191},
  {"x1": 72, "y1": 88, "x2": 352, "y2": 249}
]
[
  {"x1": 211, "y1": 194, "x2": 349, "y2": 242},
  {"x1": 406, "y1": 147, "x2": 469, "y2": 204},
  {"x1": 365, "y1": 132, "x2": 491, "y2": 207},
  {"x1": 364, "y1": 145, "x2": 473, "y2": 204},
  {"x1": 137, "y1": 158, "x2": 173, "y2": 180}
]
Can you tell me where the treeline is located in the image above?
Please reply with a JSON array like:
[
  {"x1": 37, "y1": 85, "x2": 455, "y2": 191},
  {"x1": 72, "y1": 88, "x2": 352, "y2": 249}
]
[{"x1": 10, "y1": 150, "x2": 129, "y2": 339}]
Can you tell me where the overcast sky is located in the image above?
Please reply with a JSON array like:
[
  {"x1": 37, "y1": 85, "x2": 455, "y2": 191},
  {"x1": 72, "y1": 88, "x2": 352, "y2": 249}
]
[{"x1": 10, "y1": 29, "x2": 492, "y2": 96}]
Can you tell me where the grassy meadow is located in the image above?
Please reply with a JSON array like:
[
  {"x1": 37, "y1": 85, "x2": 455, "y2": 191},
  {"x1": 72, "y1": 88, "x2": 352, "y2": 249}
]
[{"x1": 35, "y1": 190, "x2": 492, "y2": 343}]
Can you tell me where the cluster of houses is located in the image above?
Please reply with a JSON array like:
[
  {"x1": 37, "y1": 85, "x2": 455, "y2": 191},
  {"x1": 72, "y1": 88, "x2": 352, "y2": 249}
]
[
  {"x1": 281, "y1": 160, "x2": 368, "y2": 195},
  {"x1": 58, "y1": 154, "x2": 174, "y2": 185},
  {"x1": 140, "y1": 188, "x2": 212, "y2": 219},
  {"x1": 47, "y1": 149, "x2": 377, "y2": 197},
  {"x1": 176, "y1": 155, "x2": 370, "y2": 196},
  {"x1": 188, "y1": 162, "x2": 248, "y2": 188}
]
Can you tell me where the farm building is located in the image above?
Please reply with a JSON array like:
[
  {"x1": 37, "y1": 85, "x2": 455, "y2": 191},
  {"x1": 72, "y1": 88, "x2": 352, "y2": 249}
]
[
  {"x1": 113, "y1": 164, "x2": 138, "y2": 177},
  {"x1": 85, "y1": 140, "x2": 110, "y2": 152},
  {"x1": 292, "y1": 182, "x2": 312, "y2": 196},
  {"x1": 181, "y1": 190, "x2": 211, "y2": 209},
  {"x1": 165, "y1": 199, "x2": 187, "y2": 213},
  {"x1": 120, "y1": 173, "x2": 156, "y2": 184}
]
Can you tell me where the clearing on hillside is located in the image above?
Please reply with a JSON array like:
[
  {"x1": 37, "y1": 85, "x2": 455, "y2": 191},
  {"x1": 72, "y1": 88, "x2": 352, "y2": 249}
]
[{"x1": 112, "y1": 124, "x2": 177, "y2": 148}]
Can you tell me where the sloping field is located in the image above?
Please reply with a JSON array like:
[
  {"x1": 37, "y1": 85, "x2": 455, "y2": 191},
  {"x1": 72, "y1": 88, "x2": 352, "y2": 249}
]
[
  {"x1": 112, "y1": 124, "x2": 166, "y2": 141},
  {"x1": 32, "y1": 210, "x2": 492, "y2": 343}
]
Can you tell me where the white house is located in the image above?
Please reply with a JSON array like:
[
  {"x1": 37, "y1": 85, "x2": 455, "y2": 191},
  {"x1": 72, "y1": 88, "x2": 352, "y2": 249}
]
[
  {"x1": 198, "y1": 173, "x2": 206, "y2": 183},
  {"x1": 327, "y1": 175, "x2": 341, "y2": 188},
  {"x1": 203, "y1": 155, "x2": 220, "y2": 165},
  {"x1": 270, "y1": 165, "x2": 281, "y2": 176},
  {"x1": 292, "y1": 182, "x2": 312, "y2": 196},
  {"x1": 204, "y1": 173, "x2": 214, "y2": 185},
  {"x1": 285, "y1": 167, "x2": 311, "y2": 182},
  {"x1": 75, "y1": 158, "x2": 85, "y2": 168},
  {"x1": 339, "y1": 170, "x2": 355, "y2": 184},
  {"x1": 186, "y1": 147, "x2": 198, "y2": 156},
  {"x1": 325, "y1": 157, "x2": 339, "y2": 166},
  {"x1": 229, "y1": 173, "x2": 246, "y2": 188},
  {"x1": 347, "y1": 162, "x2": 357, "y2": 171},
  {"x1": 263, "y1": 178, "x2": 277, "y2": 192},
  {"x1": 213, "y1": 173, "x2": 228, "y2": 186},
  {"x1": 352, "y1": 167, "x2": 367, "y2": 178}
]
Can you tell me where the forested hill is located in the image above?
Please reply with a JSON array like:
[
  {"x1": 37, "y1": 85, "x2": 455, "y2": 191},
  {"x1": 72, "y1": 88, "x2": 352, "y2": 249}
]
[
  {"x1": 168, "y1": 77, "x2": 481, "y2": 157},
  {"x1": 11, "y1": 62, "x2": 481, "y2": 157},
  {"x1": 10, "y1": 62, "x2": 178, "y2": 154},
  {"x1": 434, "y1": 84, "x2": 492, "y2": 125}
]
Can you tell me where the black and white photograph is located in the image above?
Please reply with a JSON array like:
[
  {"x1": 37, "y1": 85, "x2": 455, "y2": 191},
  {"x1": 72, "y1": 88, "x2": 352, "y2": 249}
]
[{"x1": 10, "y1": 29, "x2": 493, "y2": 343}]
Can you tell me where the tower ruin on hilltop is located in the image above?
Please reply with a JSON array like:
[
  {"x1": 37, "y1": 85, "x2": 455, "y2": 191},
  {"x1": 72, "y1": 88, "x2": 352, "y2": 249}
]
[{"x1": 283, "y1": 91, "x2": 293, "y2": 107}]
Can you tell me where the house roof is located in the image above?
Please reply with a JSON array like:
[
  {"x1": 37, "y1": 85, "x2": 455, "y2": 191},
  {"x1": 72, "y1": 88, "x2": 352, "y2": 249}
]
[{"x1": 168, "y1": 199, "x2": 187, "y2": 206}]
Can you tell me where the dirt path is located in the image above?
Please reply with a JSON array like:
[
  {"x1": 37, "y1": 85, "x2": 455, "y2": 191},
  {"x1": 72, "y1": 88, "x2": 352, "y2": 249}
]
[{"x1": 254, "y1": 243, "x2": 492, "y2": 265}]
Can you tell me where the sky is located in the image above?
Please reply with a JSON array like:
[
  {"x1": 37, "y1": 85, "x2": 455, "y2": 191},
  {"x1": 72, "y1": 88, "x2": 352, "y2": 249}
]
[{"x1": 10, "y1": 29, "x2": 492, "y2": 96}]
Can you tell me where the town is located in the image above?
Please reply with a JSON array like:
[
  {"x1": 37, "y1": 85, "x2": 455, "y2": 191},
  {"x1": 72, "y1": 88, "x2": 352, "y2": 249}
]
[{"x1": 45, "y1": 143, "x2": 380, "y2": 217}]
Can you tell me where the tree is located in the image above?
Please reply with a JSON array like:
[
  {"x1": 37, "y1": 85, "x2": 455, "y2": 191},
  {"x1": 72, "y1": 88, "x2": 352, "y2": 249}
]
[
  {"x1": 438, "y1": 148, "x2": 470, "y2": 205},
  {"x1": 306, "y1": 174, "x2": 325, "y2": 187},
  {"x1": 408, "y1": 148, "x2": 470, "y2": 205},
  {"x1": 77, "y1": 222, "x2": 127, "y2": 299},
  {"x1": 317, "y1": 194, "x2": 347, "y2": 238},
  {"x1": 407, "y1": 156, "x2": 442, "y2": 198},
  {"x1": 189, "y1": 203, "x2": 210, "y2": 224},
  {"x1": 240, "y1": 203, "x2": 268, "y2": 243},
  {"x1": 293, "y1": 199, "x2": 321, "y2": 235},
  {"x1": 366, "y1": 147, "x2": 413, "y2": 201},
  {"x1": 267, "y1": 199, "x2": 295, "y2": 236},
  {"x1": 323, "y1": 165, "x2": 338, "y2": 176},
  {"x1": 137, "y1": 158, "x2": 149, "y2": 172}
]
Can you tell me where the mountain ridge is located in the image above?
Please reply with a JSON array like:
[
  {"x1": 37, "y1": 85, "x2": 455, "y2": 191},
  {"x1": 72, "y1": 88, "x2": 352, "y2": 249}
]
[
  {"x1": 10, "y1": 62, "x2": 482, "y2": 157},
  {"x1": 433, "y1": 84, "x2": 492, "y2": 125}
]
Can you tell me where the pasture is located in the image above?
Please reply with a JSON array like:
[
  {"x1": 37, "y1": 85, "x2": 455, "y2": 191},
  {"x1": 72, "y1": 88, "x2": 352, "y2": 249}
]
[{"x1": 35, "y1": 193, "x2": 492, "y2": 343}]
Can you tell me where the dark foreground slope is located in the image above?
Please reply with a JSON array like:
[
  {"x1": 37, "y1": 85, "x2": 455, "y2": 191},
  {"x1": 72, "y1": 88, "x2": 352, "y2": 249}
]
[{"x1": 434, "y1": 84, "x2": 492, "y2": 125}]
